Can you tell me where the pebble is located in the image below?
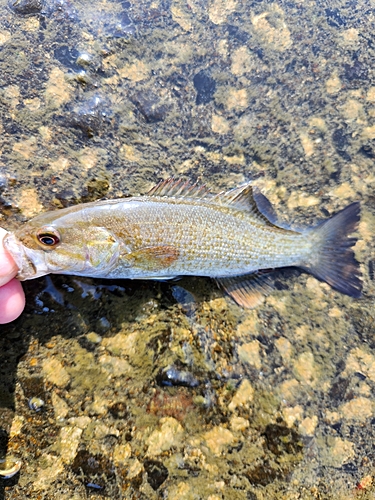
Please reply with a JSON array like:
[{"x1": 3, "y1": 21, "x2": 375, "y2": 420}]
[
  {"x1": 238, "y1": 340, "x2": 261, "y2": 369},
  {"x1": 231, "y1": 46, "x2": 254, "y2": 76},
  {"x1": 59, "y1": 426, "x2": 83, "y2": 465},
  {"x1": 282, "y1": 405, "x2": 303, "y2": 428},
  {"x1": 9, "y1": 0, "x2": 43, "y2": 15},
  {"x1": 203, "y1": 426, "x2": 235, "y2": 455},
  {"x1": 320, "y1": 437, "x2": 354, "y2": 468},
  {"x1": 228, "y1": 379, "x2": 254, "y2": 412},
  {"x1": 51, "y1": 392, "x2": 70, "y2": 420},
  {"x1": 113, "y1": 443, "x2": 132, "y2": 466},
  {"x1": 298, "y1": 415, "x2": 318, "y2": 436},
  {"x1": 42, "y1": 358, "x2": 71, "y2": 388},
  {"x1": 208, "y1": 0, "x2": 237, "y2": 25},
  {"x1": 293, "y1": 351, "x2": 317, "y2": 386},
  {"x1": 45, "y1": 67, "x2": 73, "y2": 108},
  {"x1": 340, "y1": 397, "x2": 373, "y2": 421},
  {"x1": 252, "y1": 6, "x2": 292, "y2": 51},
  {"x1": 146, "y1": 417, "x2": 184, "y2": 456},
  {"x1": 230, "y1": 416, "x2": 249, "y2": 432},
  {"x1": 33, "y1": 454, "x2": 65, "y2": 490}
]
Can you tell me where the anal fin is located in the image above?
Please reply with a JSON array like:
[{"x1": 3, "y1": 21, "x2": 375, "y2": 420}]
[{"x1": 215, "y1": 272, "x2": 274, "y2": 308}]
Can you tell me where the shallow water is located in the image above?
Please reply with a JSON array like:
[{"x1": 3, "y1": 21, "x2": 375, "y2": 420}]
[{"x1": 1, "y1": 0, "x2": 375, "y2": 498}]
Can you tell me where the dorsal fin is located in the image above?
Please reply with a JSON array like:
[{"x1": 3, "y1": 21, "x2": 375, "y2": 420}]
[
  {"x1": 147, "y1": 178, "x2": 285, "y2": 229},
  {"x1": 147, "y1": 178, "x2": 212, "y2": 200},
  {"x1": 212, "y1": 183, "x2": 275, "y2": 226}
]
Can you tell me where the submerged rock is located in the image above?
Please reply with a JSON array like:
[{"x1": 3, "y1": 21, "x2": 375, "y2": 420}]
[{"x1": 9, "y1": 0, "x2": 44, "y2": 15}]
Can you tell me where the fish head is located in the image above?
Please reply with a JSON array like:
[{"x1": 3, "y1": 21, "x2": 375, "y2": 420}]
[{"x1": 4, "y1": 209, "x2": 121, "y2": 280}]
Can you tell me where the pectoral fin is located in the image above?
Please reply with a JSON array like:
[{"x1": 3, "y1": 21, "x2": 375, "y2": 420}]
[{"x1": 129, "y1": 245, "x2": 180, "y2": 271}]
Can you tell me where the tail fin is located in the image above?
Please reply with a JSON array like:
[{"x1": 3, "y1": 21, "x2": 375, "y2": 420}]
[{"x1": 300, "y1": 202, "x2": 362, "y2": 298}]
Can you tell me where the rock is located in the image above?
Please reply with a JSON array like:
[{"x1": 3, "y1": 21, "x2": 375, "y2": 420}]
[
  {"x1": 146, "y1": 417, "x2": 184, "y2": 456},
  {"x1": 113, "y1": 443, "x2": 131, "y2": 466},
  {"x1": 144, "y1": 459, "x2": 168, "y2": 490},
  {"x1": 42, "y1": 358, "x2": 70, "y2": 388},
  {"x1": 59, "y1": 426, "x2": 83, "y2": 464},
  {"x1": 238, "y1": 340, "x2": 261, "y2": 369},
  {"x1": 54, "y1": 46, "x2": 81, "y2": 71},
  {"x1": 9, "y1": 0, "x2": 43, "y2": 15},
  {"x1": 156, "y1": 366, "x2": 199, "y2": 387},
  {"x1": 71, "y1": 450, "x2": 115, "y2": 486},
  {"x1": 131, "y1": 90, "x2": 169, "y2": 123},
  {"x1": 66, "y1": 94, "x2": 111, "y2": 138},
  {"x1": 228, "y1": 379, "x2": 254, "y2": 412},
  {"x1": 203, "y1": 426, "x2": 235, "y2": 455},
  {"x1": 340, "y1": 397, "x2": 373, "y2": 421},
  {"x1": 193, "y1": 70, "x2": 216, "y2": 105},
  {"x1": 208, "y1": 0, "x2": 237, "y2": 25},
  {"x1": 320, "y1": 437, "x2": 354, "y2": 467},
  {"x1": 51, "y1": 392, "x2": 69, "y2": 420}
]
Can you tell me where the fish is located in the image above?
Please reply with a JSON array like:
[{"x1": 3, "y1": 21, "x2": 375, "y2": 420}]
[{"x1": 4, "y1": 179, "x2": 362, "y2": 308}]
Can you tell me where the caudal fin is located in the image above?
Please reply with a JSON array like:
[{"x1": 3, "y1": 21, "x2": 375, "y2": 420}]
[{"x1": 300, "y1": 202, "x2": 362, "y2": 298}]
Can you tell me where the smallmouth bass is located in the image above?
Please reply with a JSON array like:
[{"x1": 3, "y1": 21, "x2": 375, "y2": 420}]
[{"x1": 4, "y1": 179, "x2": 362, "y2": 307}]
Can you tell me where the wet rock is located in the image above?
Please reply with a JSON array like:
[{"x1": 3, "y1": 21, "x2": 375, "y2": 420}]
[
  {"x1": 156, "y1": 366, "x2": 199, "y2": 387},
  {"x1": 342, "y1": 59, "x2": 368, "y2": 85},
  {"x1": 9, "y1": 0, "x2": 44, "y2": 15},
  {"x1": 328, "y1": 377, "x2": 350, "y2": 404},
  {"x1": 72, "y1": 450, "x2": 115, "y2": 486},
  {"x1": 54, "y1": 46, "x2": 80, "y2": 71},
  {"x1": 144, "y1": 459, "x2": 168, "y2": 490},
  {"x1": 331, "y1": 127, "x2": 351, "y2": 160},
  {"x1": 66, "y1": 94, "x2": 111, "y2": 138},
  {"x1": 325, "y1": 8, "x2": 346, "y2": 28},
  {"x1": 193, "y1": 70, "x2": 216, "y2": 105},
  {"x1": 76, "y1": 52, "x2": 92, "y2": 67},
  {"x1": 108, "y1": 402, "x2": 129, "y2": 419},
  {"x1": 146, "y1": 417, "x2": 184, "y2": 456},
  {"x1": 359, "y1": 143, "x2": 375, "y2": 159},
  {"x1": 132, "y1": 90, "x2": 169, "y2": 123},
  {"x1": 263, "y1": 423, "x2": 303, "y2": 456},
  {"x1": 44, "y1": 0, "x2": 78, "y2": 23},
  {"x1": 369, "y1": 260, "x2": 375, "y2": 280},
  {"x1": 109, "y1": 10, "x2": 135, "y2": 39},
  {"x1": 245, "y1": 460, "x2": 281, "y2": 487},
  {"x1": 0, "y1": 172, "x2": 7, "y2": 192}
]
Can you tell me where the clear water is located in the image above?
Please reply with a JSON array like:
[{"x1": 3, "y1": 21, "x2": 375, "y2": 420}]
[{"x1": 0, "y1": 0, "x2": 374, "y2": 498}]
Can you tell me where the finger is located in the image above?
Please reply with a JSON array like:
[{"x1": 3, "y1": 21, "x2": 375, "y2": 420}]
[
  {"x1": 0, "y1": 279, "x2": 26, "y2": 324},
  {"x1": 0, "y1": 228, "x2": 19, "y2": 286}
]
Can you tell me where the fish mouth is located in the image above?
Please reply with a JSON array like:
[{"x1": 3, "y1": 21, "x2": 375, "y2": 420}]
[{"x1": 3, "y1": 233, "x2": 50, "y2": 281}]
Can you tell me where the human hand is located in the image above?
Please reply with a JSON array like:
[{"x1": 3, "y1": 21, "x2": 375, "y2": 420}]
[{"x1": 0, "y1": 228, "x2": 25, "y2": 324}]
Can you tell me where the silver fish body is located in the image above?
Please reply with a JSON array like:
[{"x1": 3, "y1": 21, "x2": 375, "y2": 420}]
[{"x1": 4, "y1": 180, "x2": 362, "y2": 307}]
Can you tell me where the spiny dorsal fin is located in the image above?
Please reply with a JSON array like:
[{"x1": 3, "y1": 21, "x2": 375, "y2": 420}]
[
  {"x1": 147, "y1": 178, "x2": 283, "y2": 228},
  {"x1": 147, "y1": 178, "x2": 212, "y2": 200}
]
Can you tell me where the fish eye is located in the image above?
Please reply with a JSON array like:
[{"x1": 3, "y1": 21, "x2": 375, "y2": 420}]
[{"x1": 36, "y1": 228, "x2": 61, "y2": 248}]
